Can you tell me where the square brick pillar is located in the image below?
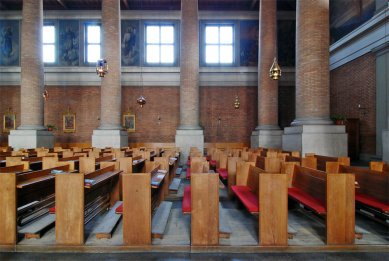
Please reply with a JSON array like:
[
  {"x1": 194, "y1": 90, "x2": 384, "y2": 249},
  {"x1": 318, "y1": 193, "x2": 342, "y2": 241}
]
[{"x1": 383, "y1": 129, "x2": 389, "y2": 162}]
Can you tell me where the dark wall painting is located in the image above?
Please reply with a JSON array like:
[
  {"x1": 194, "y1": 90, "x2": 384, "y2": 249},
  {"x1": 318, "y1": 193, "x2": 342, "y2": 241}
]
[
  {"x1": 277, "y1": 19, "x2": 295, "y2": 67},
  {"x1": 330, "y1": 0, "x2": 375, "y2": 43},
  {"x1": 0, "y1": 20, "x2": 19, "y2": 66},
  {"x1": 121, "y1": 20, "x2": 140, "y2": 66},
  {"x1": 240, "y1": 20, "x2": 258, "y2": 66},
  {"x1": 59, "y1": 20, "x2": 79, "y2": 66}
]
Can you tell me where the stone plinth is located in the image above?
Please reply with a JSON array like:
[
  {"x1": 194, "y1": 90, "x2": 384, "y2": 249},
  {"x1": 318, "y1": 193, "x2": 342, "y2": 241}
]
[
  {"x1": 175, "y1": 129, "x2": 204, "y2": 164},
  {"x1": 251, "y1": 129, "x2": 283, "y2": 149},
  {"x1": 282, "y1": 125, "x2": 347, "y2": 157},
  {"x1": 92, "y1": 130, "x2": 128, "y2": 148},
  {"x1": 9, "y1": 130, "x2": 54, "y2": 149}
]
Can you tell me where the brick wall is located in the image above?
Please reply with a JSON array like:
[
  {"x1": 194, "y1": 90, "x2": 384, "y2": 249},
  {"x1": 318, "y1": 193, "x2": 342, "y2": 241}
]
[
  {"x1": 330, "y1": 53, "x2": 376, "y2": 155},
  {"x1": 1, "y1": 84, "x2": 297, "y2": 146},
  {"x1": 200, "y1": 86, "x2": 257, "y2": 143}
]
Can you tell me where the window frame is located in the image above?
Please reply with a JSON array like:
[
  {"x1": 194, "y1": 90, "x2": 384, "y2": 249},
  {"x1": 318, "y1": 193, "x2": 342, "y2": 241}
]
[
  {"x1": 42, "y1": 22, "x2": 57, "y2": 64},
  {"x1": 84, "y1": 22, "x2": 102, "y2": 65},
  {"x1": 143, "y1": 21, "x2": 179, "y2": 67},
  {"x1": 200, "y1": 21, "x2": 238, "y2": 67}
]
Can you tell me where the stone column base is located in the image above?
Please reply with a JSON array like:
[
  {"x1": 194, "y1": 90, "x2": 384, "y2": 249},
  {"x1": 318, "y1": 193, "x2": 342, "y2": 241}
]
[
  {"x1": 251, "y1": 129, "x2": 283, "y2": 149},
  {"x1": 9, "y1": 130, "x2": 55, "y2": 149},
  {"x1": 282, "y1": 125, "x2": 348, "y2": 157},
  {"x1": 92, "y1": 130, "x2": 128, "y2": 148},
  {"x1": 383, "y1": 129, "x2": 389, "y2": 162},
  {"x1": 175, "y1": 129, "x2": 204, "y2": 164}
]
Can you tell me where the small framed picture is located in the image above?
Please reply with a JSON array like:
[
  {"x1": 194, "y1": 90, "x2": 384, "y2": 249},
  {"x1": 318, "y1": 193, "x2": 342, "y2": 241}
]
[
  {"x1": 3, "y1": 113, "x2": 16, "y2": 132},
  {"x1": 63, "y1": 112, "x2": 76, "y2": 133},
  {"x1": 123, "y1": 113, "x2": 135, "y2": 132}
]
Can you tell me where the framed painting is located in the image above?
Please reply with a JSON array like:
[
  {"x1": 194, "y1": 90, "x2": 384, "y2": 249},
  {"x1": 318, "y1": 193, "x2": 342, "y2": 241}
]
[
  {"x1": 123, "y1": 113, "x2": 135, "y2": 132},
  {"x1": 3, "y1": 113, "x2": 16, "y2": 132},
  {"x1": 63, "y1": 112, "x2": 76, "y2": 133}
]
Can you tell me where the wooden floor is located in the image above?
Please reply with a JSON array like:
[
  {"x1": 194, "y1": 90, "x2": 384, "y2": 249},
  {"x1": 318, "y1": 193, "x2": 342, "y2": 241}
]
[{"x1": 3, "y1": 168, "x2": 388, "y2": 253}]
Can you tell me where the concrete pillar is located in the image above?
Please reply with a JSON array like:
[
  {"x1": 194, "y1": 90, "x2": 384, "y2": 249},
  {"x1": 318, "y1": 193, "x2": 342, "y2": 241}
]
[
  {"x1": 383, "y1": 115, "x2": 389, "y2": 163},
  {"x1": 9, "y1": 0, "x2": 54, "y2": 149},
  {"x1": 282, "y1": 0, "x2": 347, "y2": 156},
  {"x1": 175, "y1": 0, "x2": 204, "y2": 161},
  {"x1": 92, "y1": 0, "x2": 127, "y2": 148},
  {"x1": 251, "y1": 0, "x2": 283, "y2": 149}
]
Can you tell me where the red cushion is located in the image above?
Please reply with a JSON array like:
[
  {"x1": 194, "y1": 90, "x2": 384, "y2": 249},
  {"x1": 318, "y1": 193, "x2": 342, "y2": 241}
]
[
  {"x1": 187, "y1": 160, "x2": 191, "y2": 167},
  {"x1": 186, "y1": 168, "x2": 191, "y2": 179},
  {"x1": 356, "y1": 193, "x2": 389, "y2": 213},
  {"x1": 288, "y1": 187, "x2": 326, "y2": 215},
  {"x1": 115, "y1": 203, "x2": 123, "y2": 214},
  {"x1": 217, "y1": 168, "x2": 228, "y2": 180},
  {"x1": 231, "y1": 185, "x2": 259, "y2": 213},
  {"x1": 49, "y1": 206, "x2": 56, "y2": 214},
  {"x1": 210, "y1": 160, "x2": 217, "y2": 166},
  {"x1": 182, "y1": 186, "x2": 191, "y2": 214}
]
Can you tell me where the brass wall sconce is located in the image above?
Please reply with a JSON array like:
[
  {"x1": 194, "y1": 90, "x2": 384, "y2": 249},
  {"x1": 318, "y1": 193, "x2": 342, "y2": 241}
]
[
  {"x1": 42, "y1": 90, "x2": 49, "y2": 101},
  {"x1": 358, "y1": 104, "x2": 368, "y2": 116},
  {"x1": 234, "y1": 95, "x2": 240, "y2": 109},
  {"x1": 269, "y1": 57, "x2": 281, "y2": 80},
  {"x1": 96, "y1": 59, "x2": 108, "y2": 77},
  {"x1": 137, "y1": 95, "x2": 146, "y2": 108},
  {"x1": 157, "y1": 115, "x2": 161, "y2": 125}
]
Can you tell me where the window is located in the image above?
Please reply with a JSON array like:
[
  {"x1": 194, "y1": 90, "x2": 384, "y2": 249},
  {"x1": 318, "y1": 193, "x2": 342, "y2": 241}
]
[
  {"x1": 204, "y1": 25, "x2": 234, "y2": 64},
  {"x1": 43, "y1": 25, "x2": 56, "y2": 63},
  {"x1": 85, "y1": 24, "x2": 101, "y2": 63},
  {"x1": 145, "y1": 24, "x2": 175, "y2": 64}
]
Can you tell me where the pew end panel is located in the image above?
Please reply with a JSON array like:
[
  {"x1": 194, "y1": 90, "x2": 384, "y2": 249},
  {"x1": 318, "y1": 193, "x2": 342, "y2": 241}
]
[
  {"x1": 259, "y1": 173, "x2": 288, "y2": 246},
  {"x1": 122, "y1": 173, "x2": 151, "y2": 245},
  {"x1": 0, "y1": 173, "x2": 17, "y2": 245},
  {"x1": 326, "y1": 173, "x2": 355, "y2": 245},
  {"x1": 281, "y1": 162, "x2": 300, "y2": 187},
  {"x1": 55, "y1": 174, "x2": 85, "y2": 245},
  {"x1": 191, "y1": 173, "x2": 219, "y2": 246},
  {"x1": 227, "y1": 157, "x2": 241, "y2": 198},
  {"x1": 79, "y1": 157, "x2": 96, "y2": 173},
  {"x1": 236, "y1": 161, "x2": 255, "y2": 186}
]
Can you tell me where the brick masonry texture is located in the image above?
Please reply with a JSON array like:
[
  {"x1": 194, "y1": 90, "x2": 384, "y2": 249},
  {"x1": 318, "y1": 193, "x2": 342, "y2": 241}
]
[{"x1": 330, "y1": 53, "x2": 376, "y2": 154}]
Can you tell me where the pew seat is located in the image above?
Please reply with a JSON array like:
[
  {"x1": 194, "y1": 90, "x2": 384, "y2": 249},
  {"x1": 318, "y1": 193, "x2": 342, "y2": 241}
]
[
  {"x1": 210, "y1": 160, "x2": 217, "y2": 167},
  {"x1": 355, "y1": 193, "x2": 389, "y2": 213},
  {"x1": 288, "y1": 187, "x2": 326, "y2": 215},
  {"x1": 187, "y1": 160, "x2": 191, "y2": 167},
  {"x1": 182, "y1": 186, "x2": 191, "y2": 214},
  {"x1": 186, "y1": 168, "x2": 191, "y2": 179},
  {"x1": 217, "y1": 168, "x2": 228, "y2": 180},
  {"x1": 231, "y1": 185, "x2": 259, "y2": 214}
]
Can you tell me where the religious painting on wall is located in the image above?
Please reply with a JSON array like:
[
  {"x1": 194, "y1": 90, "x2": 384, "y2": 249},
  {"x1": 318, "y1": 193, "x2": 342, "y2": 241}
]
[
  {"x1": 0, "y1": 20, "x2": 20, "y2": 66},
  {"x1": 59, "y1": 20, "x2": 79, "y2": 66},
  {"x1": 63, "y1": 112, "x2": 76, "y2": 133},
  {"x1": 123, "y1": 113, "x2": 135, "y2": 132},
  {"x1": 121, "y1": 20, "x2": 140, "y2": 66},
  {"x1": 3, "y1": 112, "x2": 16, "y2": 133},
  {"x1": 240, "y1": 20, "x2": 258, "y2": 67}
]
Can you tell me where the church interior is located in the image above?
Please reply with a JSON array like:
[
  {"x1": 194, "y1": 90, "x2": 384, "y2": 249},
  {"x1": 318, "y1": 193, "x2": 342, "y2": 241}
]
[{"x1": 0, "y1": 0, "x2": 388, "y2": 260}]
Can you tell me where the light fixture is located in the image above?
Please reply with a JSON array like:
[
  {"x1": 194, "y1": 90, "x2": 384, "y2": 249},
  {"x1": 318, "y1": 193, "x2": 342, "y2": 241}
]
[
  {"x1": 42, "y1": 90, "x2": 49, "y2": 101},
  {"x1": 96, "y1": 59, "x2": 108, "y2": 77},
  {"x1": 234, "y1": 95, "x2": 240, "y2": 109},
  {"x1": 137, "y1": 95, "x2": 146, "y2": 107},
  {"x1": 269, "y1": 57, "x2": 281, "y2": 80}
]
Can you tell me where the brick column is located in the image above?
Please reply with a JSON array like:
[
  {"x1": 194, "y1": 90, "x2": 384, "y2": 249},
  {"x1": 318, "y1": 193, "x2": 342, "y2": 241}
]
[
  {"x1": 19, "y1": 0, "x2": 45, "y2": 130},
  {"x1": 282, "y1": 0, "x2": 347, "y2": 157},
  {"x1": 9, "y1": 0, "x2": 54, "y2": 149},
  {"x1": 99, "y1": 0, "x2": 121, "y2": 130},
  {"x1": 292, "y1": 0, "x2": 332, "y2": 126},
  {"x1": 251, "y1": 0, "x2": 283, "y2": 148},
  {"x1": 92, "y1": 0, "x2": 127, "y2": 148},
  {"x1": 176, "y1": 0, "x2": 204, "y2": 162},
  {"x1": 178, "y1": 0, "x2": 200, "y2": 130}
]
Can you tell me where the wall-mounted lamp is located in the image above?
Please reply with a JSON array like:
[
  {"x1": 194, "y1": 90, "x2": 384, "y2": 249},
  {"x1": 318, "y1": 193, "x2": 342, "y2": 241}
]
[
  {"x1": 358, "y1": 104, "x2": 368, "y2": 116},
  {"x1": 234, "y1": 95, "x2": 240, "y2": 109},
  {"x1": 42, "y1": 90, "x2": 49, "y2": 101},
  {"x1": 157, "y1": 115, "x2": 161, "y2": 125},
  {"x1": 269, "y1": 57, "x2": 282, "y2": 80},
  {"x1": 96, "y1": 59, "x2": 108, "y2": 77}
]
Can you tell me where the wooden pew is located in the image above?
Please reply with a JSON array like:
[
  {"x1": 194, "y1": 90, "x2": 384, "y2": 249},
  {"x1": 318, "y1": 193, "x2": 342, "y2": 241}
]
[
  {"x1": 255, "y1": 156, "x2": 282, "y2": 173},
  {"x1": 0, "y1": 164, "x2": 71, "y2": 244},
  {"x1": 226, "y1": 157, "x2": 241, "y2": 198},
  {"x1": 231, "y1": 165, "x2": 288, "y2": 245},
  {"x1": 306, "y1": 154, "x2": 350, "y2": 172},
  {"x1": 288, "y1": 165, "x2": 355, "y2": 244},
  {"x1": 330, "y1": 164, "x2": 389, "y2": 225},
  {"x1": 370, "y1": 161, "x2": 389, "y2": 172},
  {"x1": 55, "y1": 165, "x2": 121, "y2": 245}
]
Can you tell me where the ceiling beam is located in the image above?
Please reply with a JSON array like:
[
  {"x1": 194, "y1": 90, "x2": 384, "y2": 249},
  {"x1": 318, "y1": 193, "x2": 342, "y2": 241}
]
[
  {"x1": 57, "y1": 0, "x2": 68, "y2": 9},
  {"x1": 250, "y1": 0, "x2": 258, "y2": 10},
  {"x1": 122, "y1": 0, "x2": 130, "y2": 9}
]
